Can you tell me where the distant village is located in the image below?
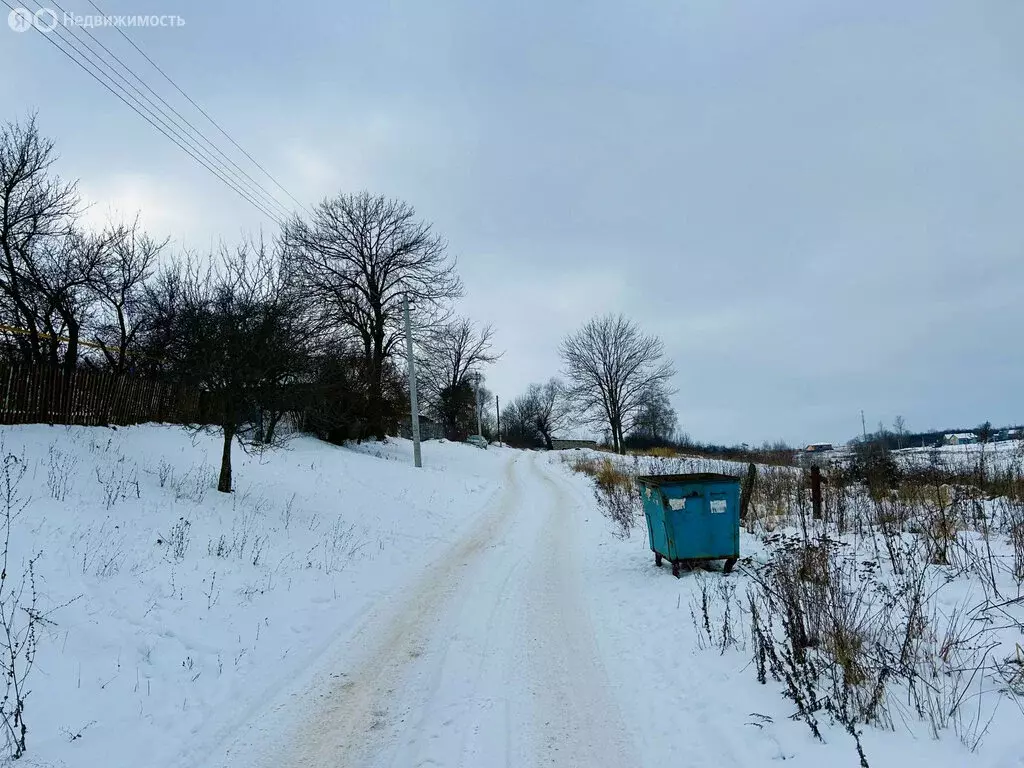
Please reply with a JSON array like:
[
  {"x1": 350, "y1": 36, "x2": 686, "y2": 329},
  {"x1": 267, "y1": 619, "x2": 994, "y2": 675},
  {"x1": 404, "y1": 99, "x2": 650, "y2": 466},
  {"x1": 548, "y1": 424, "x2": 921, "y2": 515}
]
[
  {"x1": 821, "y1": 422, "x2": 1023, "y2": 454},
  {"x1": 939, "y1": 428, "x2": 1021, "y2": 446}
]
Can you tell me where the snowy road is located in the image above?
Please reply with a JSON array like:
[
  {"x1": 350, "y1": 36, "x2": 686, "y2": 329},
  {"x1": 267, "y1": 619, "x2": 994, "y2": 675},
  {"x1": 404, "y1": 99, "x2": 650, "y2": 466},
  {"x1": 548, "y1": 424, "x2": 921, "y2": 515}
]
[{"x1": 209, "y1": 453, "x2": 637, "y2": 768}]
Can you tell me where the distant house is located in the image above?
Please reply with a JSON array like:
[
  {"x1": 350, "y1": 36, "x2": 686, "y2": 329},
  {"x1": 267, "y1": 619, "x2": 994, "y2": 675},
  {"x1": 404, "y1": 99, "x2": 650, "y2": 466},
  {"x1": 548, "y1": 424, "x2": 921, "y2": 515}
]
[
  {"x1": 943, "y1": 433, "x2": 977, "y2": 446},
  {"x1": 398, "y1": 414, "x2": 444, "y2": 441},
  {"x1": 803, "y1": 443, "x2": 834, "y2": 453},
  {"x1": 994, "y1": 428, "x2": 1023, "y2": 442},
  {"x1": 550, "y1": 438, "x2": 598, "y2": 450},
  {"x1": 798, "y1": 443, "x2": 835, "y2": 468}
]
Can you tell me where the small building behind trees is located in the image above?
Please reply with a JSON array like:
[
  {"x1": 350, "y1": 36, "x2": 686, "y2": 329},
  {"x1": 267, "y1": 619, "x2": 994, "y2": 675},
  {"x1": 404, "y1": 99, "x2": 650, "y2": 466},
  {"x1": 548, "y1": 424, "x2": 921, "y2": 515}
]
[
  {"x1": 550, "y1": 438, "x2": 598, "y2": 450},
  {"x1": 398, "y1": 413, "x2": 444, "y2": 441}
]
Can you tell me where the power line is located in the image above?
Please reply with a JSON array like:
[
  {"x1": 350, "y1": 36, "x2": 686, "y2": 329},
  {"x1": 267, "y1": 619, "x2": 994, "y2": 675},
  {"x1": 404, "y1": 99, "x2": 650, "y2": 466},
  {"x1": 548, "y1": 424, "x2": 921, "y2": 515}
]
[
  {"x1": 5, "y1": 0, "x2": 286, "y2": 226},
  {"x1": 0, "y1": 322, "x2": 166, "y2": 361},
  {"x1": 19, "y1": 0, "x2": 287, "y2": 224},
  {"x1": 86, "y1": 0, "x2": 313, "y2": 217},
  {"x1": 46, "y1": 0, "x2": 293, "y2": 222}
]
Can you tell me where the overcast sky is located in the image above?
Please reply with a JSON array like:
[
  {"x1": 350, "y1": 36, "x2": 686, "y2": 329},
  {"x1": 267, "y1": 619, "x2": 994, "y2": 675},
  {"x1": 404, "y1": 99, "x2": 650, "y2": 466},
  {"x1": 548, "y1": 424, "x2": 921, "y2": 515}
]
[{"x1": 2, "y1": 0, "x2": 1022, "y2": 446}]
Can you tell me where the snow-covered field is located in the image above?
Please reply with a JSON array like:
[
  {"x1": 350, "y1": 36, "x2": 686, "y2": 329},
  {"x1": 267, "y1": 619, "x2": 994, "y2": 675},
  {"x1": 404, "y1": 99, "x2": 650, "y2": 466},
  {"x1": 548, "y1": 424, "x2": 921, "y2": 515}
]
[
  {"x1": 895, "y1": 440, "x2": 1024, "y2": 473},
  {"x1": 3, "y1": 425, "x2": 1022, "y2": 767}
]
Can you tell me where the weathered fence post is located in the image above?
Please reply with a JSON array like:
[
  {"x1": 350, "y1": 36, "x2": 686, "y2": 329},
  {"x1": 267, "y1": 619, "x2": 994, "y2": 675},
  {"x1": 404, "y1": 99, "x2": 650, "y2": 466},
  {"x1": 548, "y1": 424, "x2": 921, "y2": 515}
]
[
  {"x1": 811, "y1": 465, "x2": 823, "y2": 521},
  {"x1": 739, "y1": 462, "x2": 757, "y2": 522}
]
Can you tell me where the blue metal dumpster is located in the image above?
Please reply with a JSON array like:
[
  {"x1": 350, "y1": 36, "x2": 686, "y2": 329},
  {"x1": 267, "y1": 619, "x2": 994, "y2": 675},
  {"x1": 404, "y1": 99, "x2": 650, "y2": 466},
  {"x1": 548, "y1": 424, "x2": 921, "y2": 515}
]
[{"x1": 636, "y1": 473, "x2": 741, "y2": 577}]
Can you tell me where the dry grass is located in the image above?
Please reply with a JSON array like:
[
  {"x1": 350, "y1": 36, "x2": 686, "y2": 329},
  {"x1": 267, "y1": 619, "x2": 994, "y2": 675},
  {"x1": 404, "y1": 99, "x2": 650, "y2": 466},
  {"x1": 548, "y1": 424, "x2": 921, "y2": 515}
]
[
  {"x1": 565, "y1": 455, "x2": 638, "y2": 537},
  {"x1": 630, "y1": 446, "x2": 678, "y2": 459},
  {"x1": 595, "y1": 458, "x2": 632, "y2": 491},
  {"x1": 568, "y1": 455, "x2": 600, "y2": 476}
]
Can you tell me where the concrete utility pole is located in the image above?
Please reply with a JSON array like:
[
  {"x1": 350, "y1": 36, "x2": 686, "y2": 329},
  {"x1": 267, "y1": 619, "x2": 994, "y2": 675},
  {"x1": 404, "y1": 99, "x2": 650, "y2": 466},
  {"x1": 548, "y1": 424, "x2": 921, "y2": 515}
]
[
  {"x1": 474, "y1": 371, "x2": 483, "y2": 436},
  {"x1": 861, "y1": 409, "x2": 867, "y2": 441},
  {"x1": 495, "y1": 395, "x2": 501, "y2": 446},
  {"x1": 403, "y1": 295, "x2": 421, "y2": 468}
]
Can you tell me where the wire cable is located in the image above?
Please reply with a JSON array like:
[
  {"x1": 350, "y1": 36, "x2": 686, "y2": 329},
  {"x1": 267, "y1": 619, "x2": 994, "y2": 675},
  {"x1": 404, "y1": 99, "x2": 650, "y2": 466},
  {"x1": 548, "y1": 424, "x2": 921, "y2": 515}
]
[
  {"x1": 5, "y1": 0, "x2": 286, "y2": 226},
  {"x1": 86, "y1": 0, "x2": 314, "y2": 217},
  {"x1": 28, "y1": 0, "x2": 289, "y2": 223},
  {"x1": 47, "y1": 0, "x2": 294, "y2": 221}
]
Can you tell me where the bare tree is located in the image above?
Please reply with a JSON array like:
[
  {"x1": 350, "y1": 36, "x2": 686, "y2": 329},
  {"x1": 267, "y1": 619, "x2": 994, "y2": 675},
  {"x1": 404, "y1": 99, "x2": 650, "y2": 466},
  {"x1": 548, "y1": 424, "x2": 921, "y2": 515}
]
[
  {"x1": 893, "y1": 415, "x2": 907, "y2": 450},
  {"x1": 0, "y1": 115, "x2": 79, "y2": 365},
  {"x1": 134, "y1": 263, "x2": 186, "y2": 375},
  {"x1": 283, "y1": 192, "x2": 463, "y2": 439},
  {"x1": 518, "y1": 379, "x2": 571, "y2": 450},
  {"x1": 502, "y1": 378, "x2": 595, "y2": 450},
  {"x1": 91, "y1": 220, "x2": 165, "y2": 373},
  {"x1": 22, "y1": 227, "x2": 115, "y2": 374},
  {"x1": 418, "y1": 317, "x2": 500, "y2": 438},
  {"x1": 628, "y1": 388, "x2": 678, "y2": 448},
  {"x1": 500, "y1": 396, "x2": 539, "y2": 448},
  {"x1": 163, "y1": 241, "x2": 311, "y2": 492},
  {"x1": 560, "y1": 314, "x2": 676, "y2": 454}
]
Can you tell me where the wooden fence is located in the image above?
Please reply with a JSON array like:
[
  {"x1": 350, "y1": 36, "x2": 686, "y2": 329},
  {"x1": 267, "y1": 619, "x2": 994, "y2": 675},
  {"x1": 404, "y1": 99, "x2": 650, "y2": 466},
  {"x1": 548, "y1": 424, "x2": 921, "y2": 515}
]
[{"x1": 0, "y1": 364, "x2": 202, "y2": 427}]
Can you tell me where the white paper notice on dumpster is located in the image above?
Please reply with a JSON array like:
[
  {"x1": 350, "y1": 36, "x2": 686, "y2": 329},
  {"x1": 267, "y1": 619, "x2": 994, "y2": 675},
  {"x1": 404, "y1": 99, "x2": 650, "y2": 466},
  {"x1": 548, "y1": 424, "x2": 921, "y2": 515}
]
[
  {"x1": 710, "y1": 499, "x2": 727, "y2": 514},
  {"x1": 668, "y1": 498, "x2": 686, "y2": 510}
]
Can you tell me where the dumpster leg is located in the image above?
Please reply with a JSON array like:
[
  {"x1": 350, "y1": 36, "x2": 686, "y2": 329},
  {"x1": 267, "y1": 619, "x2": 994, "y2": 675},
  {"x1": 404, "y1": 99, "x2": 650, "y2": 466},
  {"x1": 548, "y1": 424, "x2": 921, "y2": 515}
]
[
  {"x1": 671, "y1": 561, "x2": 681, "y2": 578},
  {"x1": 655, "y1": 553, "x2": 662, "y2": 567},
  {"x1": 723, "y1": 557, "x2": 737, "y2": 574}
]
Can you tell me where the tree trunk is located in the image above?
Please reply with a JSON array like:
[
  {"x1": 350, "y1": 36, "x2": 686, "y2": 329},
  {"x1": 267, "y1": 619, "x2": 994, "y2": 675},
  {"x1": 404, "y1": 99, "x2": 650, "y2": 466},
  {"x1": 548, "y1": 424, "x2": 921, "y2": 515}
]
[
  {"x1": 610, "y1": 417, "x2": 624, "y2": 454},
  {"x1": 540, "y1": 429, "x2": 553, "y2": 451},
  {"x1": 63, "y1": 318, "x2": 80, "y2": 377},
  {"x1": 115, "y1": 304, "x2": 129, "y2": 375},
  {"x1": 264, "y1": 411, "x2": 282, "y2": 444},
  {"x1": 218, "y1": 425, "x2": 234, "y2": 493}
]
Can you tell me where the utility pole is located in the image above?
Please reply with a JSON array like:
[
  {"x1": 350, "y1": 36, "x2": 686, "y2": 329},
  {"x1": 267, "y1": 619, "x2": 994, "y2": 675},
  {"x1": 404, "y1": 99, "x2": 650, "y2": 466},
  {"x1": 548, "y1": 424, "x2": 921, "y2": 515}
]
[
  {"x1": 474, "y1": 371, "x2": 483, "y2": 436},
  {"x1": 403, "y1": 295, "x2": 421, "y2": 468},
  {"x1": 861, "y1": 409, "x2": 867, "y2": 441},
  {"x1": 495, "y1": 395, "x2": 501, "y2": 446}
]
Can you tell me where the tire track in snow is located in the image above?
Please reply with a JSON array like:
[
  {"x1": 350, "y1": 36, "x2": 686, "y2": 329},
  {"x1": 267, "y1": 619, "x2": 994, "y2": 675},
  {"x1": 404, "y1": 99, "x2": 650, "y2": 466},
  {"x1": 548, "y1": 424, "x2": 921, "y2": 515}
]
[
  {"x1": 260, "y1": 452, "x2": 638, "y2": 767},
  {"x1": 524, "y1": 459, "x2": 637, "y2": 768},
  {"x1": 273, "y1": 456, "x2": 524, "y2": 767}
]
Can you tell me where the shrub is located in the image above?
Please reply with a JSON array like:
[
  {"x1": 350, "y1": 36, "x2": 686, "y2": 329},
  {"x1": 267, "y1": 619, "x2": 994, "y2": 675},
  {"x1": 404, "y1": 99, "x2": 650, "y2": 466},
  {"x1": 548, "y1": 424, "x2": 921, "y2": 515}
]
[
  {"x1": 591, "y1": 459, "x2": 638, "y2": 537},
  {"x1": 848, "y1": 439, "x2": 900, "y2": 496}
]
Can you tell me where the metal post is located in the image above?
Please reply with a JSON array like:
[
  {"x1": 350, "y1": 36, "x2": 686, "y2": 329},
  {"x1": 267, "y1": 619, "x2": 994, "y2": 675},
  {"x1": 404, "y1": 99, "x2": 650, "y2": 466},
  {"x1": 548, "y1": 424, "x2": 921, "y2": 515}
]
[
  {"x1": 495, "y1": 394, "x2": 500, "y2": 446},
  {"x1": 403, "y1": 296, "x2": 421, "y2": 468},
  {"x1": 474, "y1": 371, "x2": 482, "y2": 436}
]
